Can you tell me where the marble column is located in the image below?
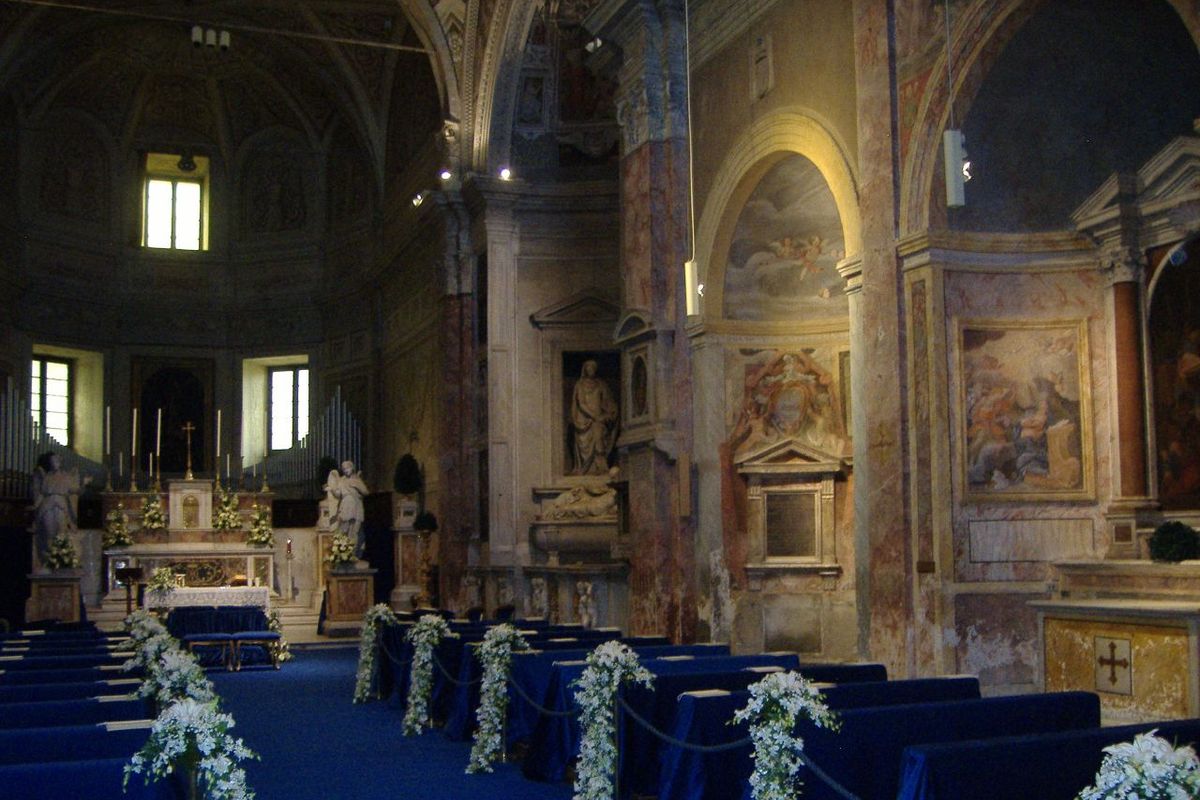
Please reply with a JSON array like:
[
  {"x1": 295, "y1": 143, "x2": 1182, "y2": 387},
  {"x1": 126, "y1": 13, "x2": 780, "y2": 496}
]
[
  {"x1": 587, "y1": 0, "x2": 696, "y2": 641},
  {"x1": 851, "y1": 0, "x2": 916, "y2": 676}
]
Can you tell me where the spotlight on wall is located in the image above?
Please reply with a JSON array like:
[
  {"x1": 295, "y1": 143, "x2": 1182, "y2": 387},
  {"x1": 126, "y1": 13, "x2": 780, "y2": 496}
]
[
  {"x1": 943, "y1": 129, "x2": 967, "y2": 207},
  {"x1": 584, "y1": 36, "x2": 603, "y2": 54},
  {"x1": 498, "y1": 167, "x2": 512, "y2": 181},
  {"x1": 439, "y1": 169, "x2": 453, "y2": 181},
  {"x1": 412, "y1": 192, "x2": 424, "y2": 207}
]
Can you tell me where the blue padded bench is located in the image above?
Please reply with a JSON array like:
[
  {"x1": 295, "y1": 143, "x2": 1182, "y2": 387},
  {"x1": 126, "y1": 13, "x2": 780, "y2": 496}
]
[
  {"x1": 0, "y1": 665, "x2": 136, "y2": 685},
  {"x1": 0, "y1": 677, "x2": 142, "y2": 703},
  {"x1": 0, "y1": 721, "x2": 152, "y2": 765},
  {"x1": 0, "y1": 697, "x2": 152, "y2": 729},
  {"x1": 0, "y1": 757, "x2": 174, "y2": 800},
  {"x1": 167, "y1": 606, "x2": 279, "y2": 670}
]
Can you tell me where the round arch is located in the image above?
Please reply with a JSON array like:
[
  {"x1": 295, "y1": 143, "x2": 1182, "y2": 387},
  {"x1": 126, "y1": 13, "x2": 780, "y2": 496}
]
[{"x1": 693, "y1": 109, "x2": 860, "y2": 320}]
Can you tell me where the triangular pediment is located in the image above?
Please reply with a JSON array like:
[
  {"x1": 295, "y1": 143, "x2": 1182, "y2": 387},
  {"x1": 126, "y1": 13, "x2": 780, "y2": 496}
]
[
  {"x1": 1073, "y1": 134, "x2": 1200, "y2": 231},
  {"x1": 734, "y1": 438, "x2": 847, "y2": 474},
  {"x1": 530, "y1": 291, "x2": 620, "y2": 329},
  {"x1": 613, "y1": 309, "x2": 652, "y2": 343}
]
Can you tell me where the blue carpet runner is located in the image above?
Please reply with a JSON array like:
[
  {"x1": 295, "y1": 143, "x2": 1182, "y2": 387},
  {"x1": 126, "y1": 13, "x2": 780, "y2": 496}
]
[{"x1": 211, "y1": 648, "x2": 572, "y2": 800}]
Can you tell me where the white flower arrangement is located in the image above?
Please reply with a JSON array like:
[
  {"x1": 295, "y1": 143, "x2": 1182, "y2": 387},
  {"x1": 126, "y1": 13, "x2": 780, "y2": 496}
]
[
  {"x1": 325, "y1": 532, "x2": 357, "y2": 568},
  {"x1": 732, "y1": 671, "x2": 840, "y2": 800},
  {"x1": 103, "y1": 503, "x2": 133, "y2": 548},
  {"x1": 571, "y1": 641, "x2": 654, "y2": 800},
  {"x1": 43, "y1": 531, "x2": 80, "y2": 570},
  {"x1": 354, "y1": 603, "x2": 399, "y2": 703},
  {"x1": 123, "y1": 631, "x2": 178, "y2": 675},
  {"x1": 245, "y1": 503, "x2": 273, "y2": 548},
  {"x1": 267, "y1": 610, "x2": 292, "y2": 665},
  {"x1": 466, "y1": 624, "x2": 530, "y2": 773},
  {"x1": 403, "y1": 613, "x2": 452, "y2": 735},
  {"x1": 146, "y1": 565, "x2": 178, "y2": 603},
  {"x1": 125, "y1": 609, "x2": 168, "y2": 646},
  {"x1": 140, "y1": 494, "x2": 168, "y2": 532},
  {"x1": 139, "y1": 647, "x2": 216, "y2": 707},
  {"x1": 124, "y1": 698, "x2": 258, "y2": 800},
  {"x1": 1077, "y1": 729, "x2": 1200, "y2": 800},
  {"x1": 212, "y1": 487, "x2": 242, "y2": 532}
]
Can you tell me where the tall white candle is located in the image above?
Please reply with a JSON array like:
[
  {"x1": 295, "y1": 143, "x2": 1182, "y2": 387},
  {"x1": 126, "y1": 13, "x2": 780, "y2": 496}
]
[
  {"x1": 105, "y1": 406, "x2": 111, "y2": 456},
  {"x1": 118, "y1": 451, "x2": 123, "y2": 478},
  {"x1": 149, "y1": 453, "x2": 154, "y2": 478},
  {"x1": 155, "y1": 408, "x2": 162, "y2": 457},
  {"x1": 131, "y1": 408, "x2": 138, "y2": 458},
  {"x1": 226, "y1": 452, "x2": 230, "y2": 481},
  {"x1": 215, "y1": 409, "x2": 222, "y2": 461}
]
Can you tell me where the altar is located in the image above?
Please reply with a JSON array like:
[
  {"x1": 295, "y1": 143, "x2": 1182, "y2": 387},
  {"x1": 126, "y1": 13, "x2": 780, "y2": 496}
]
[
  {"x1": 105, "y1": 542, "x2": 275, "y2": 594},
  {"x1": 145, "y1": 585, "x2": 270, "y2": 610}
]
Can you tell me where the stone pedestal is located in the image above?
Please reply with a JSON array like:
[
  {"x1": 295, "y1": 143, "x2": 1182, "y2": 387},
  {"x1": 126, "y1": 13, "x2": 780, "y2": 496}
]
[
  {"x1": 27, "y1": 571, "x2": 83, "y2": 624},
  {"x1": 324, "y1": 568, "x2": 376, "y2": 635}
]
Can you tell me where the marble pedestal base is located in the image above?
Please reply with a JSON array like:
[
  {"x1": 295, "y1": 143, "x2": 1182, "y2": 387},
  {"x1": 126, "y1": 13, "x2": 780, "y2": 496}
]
[
  {"x1": 324, "y1": 569, "x2": 376, "y2": 636},
  {"x1": 27, "y1": 571, "x2": 83, "y2": 624}
]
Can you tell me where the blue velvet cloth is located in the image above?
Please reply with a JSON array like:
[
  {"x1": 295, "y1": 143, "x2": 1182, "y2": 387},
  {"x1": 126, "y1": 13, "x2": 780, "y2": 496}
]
[
  {"x1": 0, "y1": 653, "x2": 127, "y2": 671},
  {"x1": 522, "y1": 653, "x2": 803, "y2": 784},
  {"x1": 0, "y1": 679, "x2": 141, "y2": 703},
  {"x1": 777, "y1": 691, "x2": 1101, "y2": 800},
  {"x1": 444, "y1": 643, "x2": 730, "y2": 742},
  {"x1": 657, "y1": 676, "x2": 982, "y2": 800},
  {"x1": 895, "y1": 717, "x2": 1200, "y2": 800},
  {"x1": 0, "y1": 757, "x2": 176, "y2": 800},
  {"x1": 0, "y1": 722, "x2": 150, "y2": 764},
  {"x1": 0, "y1": 697, "x2": 152, "y2": 729},
  {"x1": 0, "y1": 667, "x2": 139, "y2": 685}
]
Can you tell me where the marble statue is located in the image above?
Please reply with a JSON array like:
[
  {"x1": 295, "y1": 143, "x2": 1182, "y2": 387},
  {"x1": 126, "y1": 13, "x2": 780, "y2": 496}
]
[
  {"x1": 570, "y1": 359, "x2": 618, "y2": 475},
  {"x1": 543, "y1": 480, "x2": 618, "y2": 520},
  {"x1": 29, "y1": 452, "x2": 88, "y2": 569},
  {"x1": 575, "y1": 580, "x2": 596, "y2": 628},
  {"x1": 528, "y1": 576, "x2": 548, "y2": 619},
  {"x1": 326, "y1": 460, "x2": 368, "y2": 559}
]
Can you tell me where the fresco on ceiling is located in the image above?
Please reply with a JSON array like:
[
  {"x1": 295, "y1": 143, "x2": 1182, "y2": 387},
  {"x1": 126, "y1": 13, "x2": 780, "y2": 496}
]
[{"x1": 723, "y1": 155, "x2": 847, "y2": 321}]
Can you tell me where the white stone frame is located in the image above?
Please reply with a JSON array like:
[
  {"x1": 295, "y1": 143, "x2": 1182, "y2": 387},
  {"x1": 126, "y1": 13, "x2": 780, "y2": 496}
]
[{"x1": 747, "y1": 478, "x2": 835, "y2": 567}]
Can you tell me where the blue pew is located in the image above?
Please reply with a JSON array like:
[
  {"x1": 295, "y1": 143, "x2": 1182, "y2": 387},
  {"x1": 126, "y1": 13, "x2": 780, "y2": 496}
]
[
  {"x1": 523, "y1": 653, "x2": 803, "y2": 783},
  {"x1": 0, "y1": 721, "x2": 151, "y2": 764},
  {"x1": 781, "y1": 691, "x2": 1101, "y2": 800},
  {"x1": 0, "y1": 666, "x2": 139, "y2": 685},
  {"x1": 657, "y1": 676, "x2": 981, "y2": 800},
  {"x1": 0, "y1": 678, "x2": 142, "y2": 703},
  {"x1": 0, "y1": 757, "x2": 174, "y2": 800},
  {"x1": 895, "y1": 717, "x2": 1200, "y2": 800},
  {"x1": 0, "y1": 697, "x2": 152, "y2": 729},
  {"x1": 0, "y1": 653, "x2": 128, "y2": 671}
]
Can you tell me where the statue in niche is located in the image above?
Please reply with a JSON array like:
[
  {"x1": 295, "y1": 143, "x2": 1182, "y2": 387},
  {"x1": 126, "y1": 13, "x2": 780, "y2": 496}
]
[
  {"x1": 248, "y1": 155, "x2": 306, "y2": 232},
  {"x1": 543, "y1": 467, "x2": 619, "y2": 520},
  {"x1": 569, "y1": 359, "x2": 619, "y2": 475},
  {"x1": 29, "y1": 452, "x2": 89, "y2": 569},
  {"x1": 325, "y1": 461, "x2": 368, "y2": 559},
  {"x1": 575, "y1": 580, "x2": 596, "y2": 628},
  {"x1": 528, "y1": 576, "x2": 548, "y2": 618}
]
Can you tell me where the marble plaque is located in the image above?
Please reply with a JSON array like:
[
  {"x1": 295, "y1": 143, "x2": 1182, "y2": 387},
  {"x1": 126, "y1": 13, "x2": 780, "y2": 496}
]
[{"x1": 1094, "y1": 636, "x2": 1132, "y2": 695}]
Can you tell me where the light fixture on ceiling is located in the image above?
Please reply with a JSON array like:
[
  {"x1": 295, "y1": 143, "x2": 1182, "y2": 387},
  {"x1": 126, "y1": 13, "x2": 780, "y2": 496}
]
[
  {"x1": 942, "y1": 0, "x2": 969, "y2": 208},
  {"x1": 191, "y1": 25, "x2": 230, "y2": 51},
  {"x1": 439, "y1": 169, "x2": 453, "y2": 181},
  {"x1": 584, "y1": 36, "x2": 603, "y2": 54},
  {"x1": 177, "y1": 152, "x2": 196, "y2": 172},
  {"x1": 498, "y1": 167, "x2": 512, "y2": 181},
  {"x1": 412, "y1": 192, "x2": 424, "y2": 207}
]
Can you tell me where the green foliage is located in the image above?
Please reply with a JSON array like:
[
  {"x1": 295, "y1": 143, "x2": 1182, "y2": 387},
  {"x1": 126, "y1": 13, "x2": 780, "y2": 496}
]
[{"x1": 1148, "y1": 520, "x2": 1200, "y2": 563}]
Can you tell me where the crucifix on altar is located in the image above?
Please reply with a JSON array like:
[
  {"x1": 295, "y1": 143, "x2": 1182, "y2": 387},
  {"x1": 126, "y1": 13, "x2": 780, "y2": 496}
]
[{"x1": 182, "y1": 421, "x2": 196, "y2": 480}]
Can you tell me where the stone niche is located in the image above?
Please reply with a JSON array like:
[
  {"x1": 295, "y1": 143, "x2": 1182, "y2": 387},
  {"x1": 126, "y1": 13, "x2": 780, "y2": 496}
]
[{"x1": 734, "y1": 438, "x2": 855, "y2": 659}]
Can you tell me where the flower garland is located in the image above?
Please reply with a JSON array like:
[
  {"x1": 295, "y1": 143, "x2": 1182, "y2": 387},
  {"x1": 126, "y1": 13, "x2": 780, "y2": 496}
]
[
  {"x1": 325, "y1": 532, "x2": 357, "y2": 568},
  {"x1": 141, "y1": 494, "x2": 168, "y2": 532},
  {"x1": 571, "y1": 641, "x2": 654, "y2": 800},
  {"x1": 146, "y1": 565, "x2": 178, "y2": 605},
  {"x1": 124, "y1": 698, "x2": 258, "y2": 800},
  {"x1": 212, "y1": 487, "x2": 242, "y2": 532},
  {"x1": 103, "y1": 503, "x2": 133, "y2": 548},
  {"x1": 44, "y1": 531, "x2": 80, "y2": 569},
  {"x1": 403, "y1": 613, "x2": 452, "y2": 735},
  {"x1": 138, "y1": 647, "x2": 216, "y2": 707},
  {"x1": 125, "y1": 609, "x2": 168, "y2": 646},
  {"x1": 732, "y1": 671, "x2": 840, "y2": 800},
  {"x1": 1077, "y1": 729, "x2": 1200, "y2": 799},
  {"x1": 267, "y1": 610, "x2": 292, "y2": 665},
  {"x1": 467, "y1": 624, "x2": 530, "y2": 773},
  {"x1": 123, "y1": 631, "x2": 178, "y2": 675},
  {"x1": 246, "y1": 503, "x2": 273, "y2": 548},
  {"x1": 354, "y1": 603, "x2": 400, "y2": 703}
]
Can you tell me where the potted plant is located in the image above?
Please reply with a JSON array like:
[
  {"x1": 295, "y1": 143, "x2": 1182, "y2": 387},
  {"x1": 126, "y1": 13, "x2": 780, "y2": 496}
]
[{"x1": 1148, "y1": 520, "x2": 1199, "y2": 562}]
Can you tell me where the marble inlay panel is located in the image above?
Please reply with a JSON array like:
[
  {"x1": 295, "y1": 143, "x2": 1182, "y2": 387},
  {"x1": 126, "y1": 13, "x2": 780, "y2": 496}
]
[{"x1": 968, "y1": 518, "x2": 1093, "y2": 563}]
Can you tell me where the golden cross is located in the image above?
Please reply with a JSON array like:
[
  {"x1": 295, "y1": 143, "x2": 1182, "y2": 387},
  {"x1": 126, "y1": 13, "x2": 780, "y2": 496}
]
[{"x1": 181, "y1": 421, "x2": 196, "y2": 479}]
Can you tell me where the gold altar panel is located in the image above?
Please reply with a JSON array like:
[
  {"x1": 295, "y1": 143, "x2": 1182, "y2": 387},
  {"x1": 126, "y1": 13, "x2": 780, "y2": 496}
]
[{"x1": 1044, "y1": 616, "x2": 1189, "y2": 721}]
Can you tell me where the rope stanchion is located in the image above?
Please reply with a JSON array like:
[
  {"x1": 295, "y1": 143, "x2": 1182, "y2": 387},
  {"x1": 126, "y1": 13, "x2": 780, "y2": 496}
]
[
  {"x1": 378, "y1": 636, "x2": 412, "y2": 669},
  {"x1": 431, "y1": 652, "x2": 484, "y2": 686},
  {"x1": 506, "y1": 673, "x2": 581, "y2": 718},
  {"x1": 796, "y1": 751, "x2": 863, "y2": 800}
]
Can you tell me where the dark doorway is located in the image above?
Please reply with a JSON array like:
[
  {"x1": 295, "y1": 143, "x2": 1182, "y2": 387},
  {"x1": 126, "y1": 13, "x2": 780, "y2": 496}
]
[{"x1": 139, "y1": 367, "x2": 207, "y2": 476}]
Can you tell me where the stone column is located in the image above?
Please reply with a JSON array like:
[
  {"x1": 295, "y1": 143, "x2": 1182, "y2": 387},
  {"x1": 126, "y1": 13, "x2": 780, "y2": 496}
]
[
  {"x1": 587, "y1": 0, "x2": 696, "y2": 641},
  {"x1": 850, "y1": 0, "x2": 915, "y2": 676}
]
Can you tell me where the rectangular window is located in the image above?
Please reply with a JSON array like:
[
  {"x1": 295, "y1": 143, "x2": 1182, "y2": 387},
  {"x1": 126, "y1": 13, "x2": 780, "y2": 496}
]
[
  {"x1": 269, "y1": 366, "x2": 309, "y2": 451},
  {"x1": 142, "y1": 153, "x2": 209, "y2": 251},
  {"x1": 30, "y1": 357, "x2": 71, "y2": 446}
]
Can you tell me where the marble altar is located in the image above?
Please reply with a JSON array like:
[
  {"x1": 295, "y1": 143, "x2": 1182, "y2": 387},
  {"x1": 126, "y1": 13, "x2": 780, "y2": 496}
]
[{"x1": 145, "y1": 585, "x2": 270, "y2": 610}]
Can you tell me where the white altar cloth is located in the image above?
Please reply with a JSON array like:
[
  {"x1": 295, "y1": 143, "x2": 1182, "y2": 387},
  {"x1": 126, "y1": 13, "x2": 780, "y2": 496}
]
[{"x1": 146, "y1": 586, "x2": 270, "y2": 610}]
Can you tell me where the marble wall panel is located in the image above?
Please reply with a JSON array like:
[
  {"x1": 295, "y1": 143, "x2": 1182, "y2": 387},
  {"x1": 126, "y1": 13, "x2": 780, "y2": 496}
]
[
  {"x1": 951, "y1": 592, "x2": 1040, "y2": 691},
  {"x1": 968, "y1": 518, "x2": 1095, "y2": 563}
]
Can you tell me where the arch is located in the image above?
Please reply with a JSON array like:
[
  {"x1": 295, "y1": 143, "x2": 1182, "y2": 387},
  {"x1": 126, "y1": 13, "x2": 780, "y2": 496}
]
[
  {"x1": 901, "y1": 0, "x2": 1200, "y2": 235},
  {"x1": 471, "y1": 0, "x2": 542, "y2": 172},
  {"x1": 693, "y1": 109, "x2": 860, "y2": 321}
]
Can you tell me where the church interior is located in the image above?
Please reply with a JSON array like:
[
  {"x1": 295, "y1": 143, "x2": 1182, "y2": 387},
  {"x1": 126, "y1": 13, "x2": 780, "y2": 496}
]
[{"x1": 3, "y1": 0, "x2": 1200, "y2": 797}]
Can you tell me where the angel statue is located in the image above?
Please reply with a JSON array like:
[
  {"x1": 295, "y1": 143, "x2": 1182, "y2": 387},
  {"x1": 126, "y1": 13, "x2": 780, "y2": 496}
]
[
  {"x1": 325, "y1": 460, "x2": 369, "y2": 559},
  {"x1": 29, "y1": 452, "x2": 89, "y2": 570}
]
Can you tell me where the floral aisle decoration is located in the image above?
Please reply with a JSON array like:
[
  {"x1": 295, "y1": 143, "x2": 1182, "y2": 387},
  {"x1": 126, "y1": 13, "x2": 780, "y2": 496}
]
[
  {"x1": 146, "y1": 565, "x2": 178, "y2": 604},
  {"x1": 44, "y1": 531, "x2": 80, "y2": 570},
  {"x1": 402, "y1": 613, "x2": 452, "y2": 735},
  {"x1": 267, "y1": 610, "x2": 292, "y2": 665},
  {"x1": 354, "y1": 603, "x2": 400, "y2": 703},
  {"x1": 124, "y1": 697, "x2": 258, "y2": 800},
  {"x1": 732, "y1": 671, "x2": 840, "y2": 800},
  {"x1": 125, "y1": 609, "x2": 168, "y2": 646},
  {"x1": 1077, "y1": 729, "x2": 1200, "y2": 799},
  {"x1": 212, "y1": 487, "x2": 242, "y2": 532},
  {"x1": 139, "y1": 647, "x2": 216, "y2": 708},
  {"x1": 325, "y1": 532, "x2": 357, "y2": 569},
  {"x1": 140, "y1": 493, "x2": 168, "y2": 533},
  {"x1": 571, "y1": 641, "x2": 654, "y2": 800},
  {"x1": 467, "y1": 624, "x2": 530, "y2": 773},
  {"x1": 103, "y1": 503, "x2": 133, "y2": 548},
  {"x1": 246, "y1": 503, "x2": 273, "y2": 548},
  {"x1": 123, "y1": 631, "x2": 178, "y2": 675}
]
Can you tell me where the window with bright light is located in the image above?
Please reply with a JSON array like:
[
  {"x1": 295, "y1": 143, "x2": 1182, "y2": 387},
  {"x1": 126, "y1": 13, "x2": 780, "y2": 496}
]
[
  {"x1": 30, "y1": 357, "x2": 71, "y2": 446},
  {"x1": 142, "y1": 153, "x2": 209, "y2": 251},
  {"x1": 269, "y1": 366, "x2": 309, "y2": 451}
]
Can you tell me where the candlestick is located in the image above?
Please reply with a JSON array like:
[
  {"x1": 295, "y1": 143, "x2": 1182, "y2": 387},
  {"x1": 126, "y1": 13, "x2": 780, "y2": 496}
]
[
  {"x1": 105, "y1": 406, "x2": 111, "y2": 456},
  {"x1": 155, "y1": 408, "x2": 162, "y2": 457},
  {"x1": 131, "y1": 407, "x2": 138, "y2": 458},
  {"x1": 226, "y1": 452, "x2": 230, "y2": 482},
  {"x1": 216, "y1": 409, "x2": 222, "y2": 464},
  {"x1": 118, "y1": 451, "x2": 123, "y2": 478}
]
